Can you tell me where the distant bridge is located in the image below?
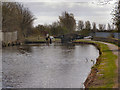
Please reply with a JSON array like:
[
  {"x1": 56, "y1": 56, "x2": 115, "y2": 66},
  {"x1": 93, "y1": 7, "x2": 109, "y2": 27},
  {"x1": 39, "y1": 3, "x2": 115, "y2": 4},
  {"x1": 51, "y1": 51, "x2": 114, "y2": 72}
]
[{"x1": 58, "y1": 33, "x2": 85, "y2": 43}]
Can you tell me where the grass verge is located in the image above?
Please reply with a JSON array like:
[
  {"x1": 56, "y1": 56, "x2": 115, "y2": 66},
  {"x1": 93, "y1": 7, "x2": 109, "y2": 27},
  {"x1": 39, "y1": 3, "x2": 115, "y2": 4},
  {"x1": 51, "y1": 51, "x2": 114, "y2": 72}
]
[
  {"x1": 25, "y1": 36, "x2": 46, "y2": 42},
  {"x1": 25, "y1": 36, "x2": 61, "y2": 43},
  {"x1": 73, "y1": 39, "x2": 118, "y2": 88}
]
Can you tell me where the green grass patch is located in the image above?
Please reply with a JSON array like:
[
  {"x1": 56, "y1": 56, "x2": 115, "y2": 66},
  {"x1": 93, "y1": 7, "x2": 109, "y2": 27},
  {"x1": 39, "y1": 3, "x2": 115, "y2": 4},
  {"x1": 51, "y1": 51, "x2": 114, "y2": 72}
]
[
  {"x1": 25, "y1": 36, "x2": 61, "y2": 42},
  {"x1": 25, "y1": 36, "x2": 46, "y2": 42},
  {"x1": 74, "y1": 39, "x2": 118, "y2": 88}
]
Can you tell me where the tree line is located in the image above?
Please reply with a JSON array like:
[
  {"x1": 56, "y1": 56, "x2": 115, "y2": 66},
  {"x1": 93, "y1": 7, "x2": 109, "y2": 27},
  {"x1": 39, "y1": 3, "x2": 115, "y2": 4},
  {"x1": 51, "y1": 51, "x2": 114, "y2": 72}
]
[
  {"x1": 2, "y1": 2, "x2": 35, "y2": 41},
  {"x1": 78, "y1": 20, "x2": 115, "y2": 31},
  {"x1": 34, "y1": 11, "x2": 76, "y2": 37},
  {"x1": 2, "y1": 1, "x2": 120, "y2": 40}
]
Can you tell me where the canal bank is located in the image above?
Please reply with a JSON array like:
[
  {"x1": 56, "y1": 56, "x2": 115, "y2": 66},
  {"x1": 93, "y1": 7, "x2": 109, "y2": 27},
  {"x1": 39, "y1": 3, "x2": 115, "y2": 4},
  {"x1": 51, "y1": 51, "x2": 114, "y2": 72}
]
[
  {"x1": 73, "y1": 40, "x2": 118, "y2": 88},
  {"x1": 2, "y1": 38, "x2": 118, "y2": 88}
]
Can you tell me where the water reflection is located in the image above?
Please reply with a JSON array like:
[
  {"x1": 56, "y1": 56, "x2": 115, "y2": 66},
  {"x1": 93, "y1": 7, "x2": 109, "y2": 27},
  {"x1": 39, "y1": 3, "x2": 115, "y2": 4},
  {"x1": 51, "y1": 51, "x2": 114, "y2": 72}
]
[
  {"x1": 2, "y1": 43, "x2": 99, "y2": 88},
  {"x1": 18, "y1": 45, "x2": 32, "y2": 54}
]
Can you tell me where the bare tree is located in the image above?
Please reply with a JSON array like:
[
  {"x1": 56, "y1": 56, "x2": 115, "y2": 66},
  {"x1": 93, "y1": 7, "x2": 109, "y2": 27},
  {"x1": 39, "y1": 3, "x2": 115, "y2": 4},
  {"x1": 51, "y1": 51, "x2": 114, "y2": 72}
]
[
  {"x1": 92, "y1": 22, "x2": 97, "y2": 32},
  {"x1": 59, "y1": 11, "x2": 76, "y2": 32},
  {"x1": 85, "y1": 21, "x2": 91, "y2": 30},
  {"x1": 2, "y1": 3, "x2": 18, "y2": 32},
  {"x1": 107, "y1": 23, "x2": 111, "y2": 31},
  {"x1": 99, "y1": 24, "x2": 106, "y2": 31},
  {"x1": 2, "y1": 2, "x2": 35, "y2": 40},
  {"x1": 113, "y1": 0, "x2": 120, "y2": 31},
  {"x1": 78, "y1": 20, "x2": 84, "y2": 31},
  {"x1": 111, "y1": 24, "x2": 115, "y2": 30}
]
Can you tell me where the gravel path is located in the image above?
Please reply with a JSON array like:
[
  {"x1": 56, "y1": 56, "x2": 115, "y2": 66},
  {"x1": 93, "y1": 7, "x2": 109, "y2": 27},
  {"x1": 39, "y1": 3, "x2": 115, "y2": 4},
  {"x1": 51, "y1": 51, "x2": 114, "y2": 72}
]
[
  {"x1": 101, "y1": 42, "x2": 119, "y2": 88},
  {"x1": 93, "y1": 41, "x2": 119, "y2": 88}
]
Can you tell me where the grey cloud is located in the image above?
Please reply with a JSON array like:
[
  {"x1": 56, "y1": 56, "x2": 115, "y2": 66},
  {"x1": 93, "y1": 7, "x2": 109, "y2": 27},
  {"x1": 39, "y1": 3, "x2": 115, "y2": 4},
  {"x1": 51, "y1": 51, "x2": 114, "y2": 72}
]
[{"x1": 20, "y1": 1, "x2": 115, "y2": 26}]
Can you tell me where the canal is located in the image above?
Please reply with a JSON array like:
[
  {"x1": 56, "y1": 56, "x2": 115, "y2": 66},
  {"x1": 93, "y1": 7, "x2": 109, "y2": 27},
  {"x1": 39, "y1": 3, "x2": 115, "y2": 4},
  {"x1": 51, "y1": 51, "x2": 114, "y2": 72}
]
[{"x1": 2, "y1": 43, "x2": 99, "y2": 88}]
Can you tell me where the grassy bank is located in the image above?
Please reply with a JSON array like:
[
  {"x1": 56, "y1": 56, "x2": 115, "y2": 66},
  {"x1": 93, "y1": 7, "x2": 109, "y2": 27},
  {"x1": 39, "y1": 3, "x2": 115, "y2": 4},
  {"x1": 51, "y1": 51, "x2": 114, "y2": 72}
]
[
  {"x1": 25, "y1": 36, "x2": 46, "y2": 42},
  {"x1": 25, "y1": 36, "x2": 61, "y2": 43},
  {"x1": 73, "y1": 39, "x2": 118, "y2": 88}
]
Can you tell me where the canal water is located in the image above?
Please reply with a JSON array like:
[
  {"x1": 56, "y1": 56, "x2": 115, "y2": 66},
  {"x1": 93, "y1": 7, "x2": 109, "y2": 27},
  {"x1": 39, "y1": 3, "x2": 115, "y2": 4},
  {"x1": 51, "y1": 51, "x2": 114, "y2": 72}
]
[{"x1": 2, "y1": 43, "x2": 99, "y2": 88}]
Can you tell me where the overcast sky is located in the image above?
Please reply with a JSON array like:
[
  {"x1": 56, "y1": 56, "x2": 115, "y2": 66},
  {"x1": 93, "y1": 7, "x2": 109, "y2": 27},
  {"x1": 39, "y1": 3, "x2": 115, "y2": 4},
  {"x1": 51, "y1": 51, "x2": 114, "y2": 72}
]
[{"x1": 3, "y1": 0, "x2": 116, "y2": 27}]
